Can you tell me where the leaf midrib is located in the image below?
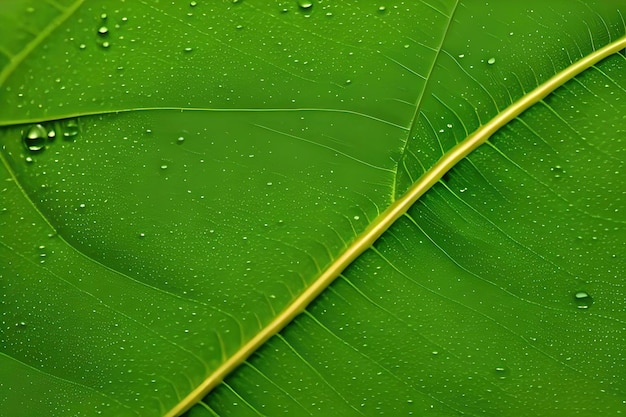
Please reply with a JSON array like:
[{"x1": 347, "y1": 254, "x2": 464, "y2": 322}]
[{"x1": 162, "y1": 23, "x2": 626, "y2": 417}]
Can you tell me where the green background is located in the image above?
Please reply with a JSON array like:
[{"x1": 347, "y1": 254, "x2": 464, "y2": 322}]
[{"x1": 1, "y1": 1, "x2": 624, "y2": 416}]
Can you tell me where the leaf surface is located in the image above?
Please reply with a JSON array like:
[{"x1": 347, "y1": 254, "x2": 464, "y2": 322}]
[{"x1": 0, "y1": 1, "x2": 624, "y2": 416}]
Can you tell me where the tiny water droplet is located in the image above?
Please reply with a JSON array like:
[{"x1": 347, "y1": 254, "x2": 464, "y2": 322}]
[
  {"x1": 297, "y1": 0, "x2": 313, "y2": 10},
  {"x1": 160, "y1": 164, "x2": 168, "y2": 170},
  {"x1": 574, "y1": 291, "x2": 593, "y2": 309},
  {"x1": 487, "y1": 57, "x2": 496, "y2": 65},
  {"x1": 378, "y1": 6, "x2": 386, "y2": 12},
  {"x1": 79, "y1": 43, "x2": 87, "y2": 50},
  {"x1": 183, "y1": 47, "x2": 193, "y2": 53},
  {"x1": 23, "y1": 124, "x2": 48, "y2": 152},
  {"x1": 101, "y1": 41, "x2": 110, "y2": 48},
  {"x1": 190, "y1": 1, "x2": 197, "y2": 6},
  {"x1": 98, "y1": 26, "x2": 109, "y2": 35},
  {"x1": 176, "y1": 136, "x2": 185, "y2": 144}
]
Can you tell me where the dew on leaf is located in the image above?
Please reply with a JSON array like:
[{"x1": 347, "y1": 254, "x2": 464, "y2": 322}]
[
  {"x1": 494, "y1": 366, "x2": 510, "y2": 379},
  {"x1": 487, "y1": 57, "x2": 496, "y2": 65},
  {"x1": 62, "y1": 119, "x2": 80, "y2": 140},
  {"x1": 550, "y1": 165, "x2": 564, "y2": 178},
  {"x1": 98, "y1": 26, "x2": 109, "y2": 35},
  {"x1": 574, "y1": 291, "x2": 593, "y2": 309},
  {"x1": 23, "y1": 124, "x2": 48, "y2": 152},
  {"x1": 378, "y1": 6, "x2": 386, "y2": 12},
  {"x1": 297, "y1": 0, "x2": 313, "y2": 10},
  {"x1": 176, "y1": 136, "x2": 185, "y2": 144}
]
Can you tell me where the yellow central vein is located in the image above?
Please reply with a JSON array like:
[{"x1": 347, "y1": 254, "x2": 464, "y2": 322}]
[{"x1": 165, "y1": 35, "x2": 626, "y2": 417}]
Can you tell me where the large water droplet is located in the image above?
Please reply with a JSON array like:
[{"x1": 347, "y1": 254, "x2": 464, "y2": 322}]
[
  {"x1": 297, "y1": 0, "x2": 313, "y2": 10},
  {"x1": 487, "y1": 57, "x2": 496, "y2": 65},
  {"x1": 574, "y1": 291, "x2": 593, "y2": 309},
  {"x1": 62, "y1": 119, "x2": 80, "y2": 140},
  {"x1": 23, "y1": 124, "x2": 48, "y2": 152}
]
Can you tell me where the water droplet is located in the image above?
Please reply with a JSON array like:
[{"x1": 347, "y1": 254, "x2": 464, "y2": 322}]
[
  {"x1": 190, "y1": 1, "x2": 197, "y2": 6},
  {"x1": 98, "y1": 26, "x2": 109, "y2": 35},
  {"x1": 487, "y1": 57, "x2": 496, "y2": 65},
  {"x1": 183, "y1": 47, "x2": 193, "y2": 53},
  {"x1": 176, "y1": 136, "x2": 185, "y2": 144},
  {"x1": 160, "y1": 164, "x2": 168, "y2": 170},
  {"x1": 62, "y1": 119, "x2": 80, "y2": 140},
  {"x1": 101, "y1": 41, "x2": 110, "y2": 49},
  {"x1": 378, "y1": 6, "x2": 386, "y2": 12},
  {"x1": 297, "y1": 0, "x2": 313, "y2": 10},
  {"x1": 494, "y1": 366, "x2": 510, "y2": 379},
  {"x1": 23, "y1": 124, "x2": 48, "y2": 152},
  {"x1": 79, "y1": 43, "x2": 87, "y2": 50},
  {"x1": 574, "y1": 291, "x2": 593, "y2": 309},
  {"x1": 550, "y1": 165, "x2": 564, "y2": 178}
]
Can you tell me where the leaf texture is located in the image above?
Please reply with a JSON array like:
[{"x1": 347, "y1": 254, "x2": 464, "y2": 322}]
[{"x1": 0, "y1": 1, "x2": 624, "y2": 416}]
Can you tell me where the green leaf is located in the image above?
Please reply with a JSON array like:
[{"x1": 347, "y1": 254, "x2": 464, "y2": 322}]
[{"x1": 1, "y1": 1, "x2": 624, "y2": 416}]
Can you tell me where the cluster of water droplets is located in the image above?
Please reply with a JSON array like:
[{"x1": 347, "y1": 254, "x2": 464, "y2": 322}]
[{"x1": 22, "y1": 118, "x2": 80, "y2": 157}]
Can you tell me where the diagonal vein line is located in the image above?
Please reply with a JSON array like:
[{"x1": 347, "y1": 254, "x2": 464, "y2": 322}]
[
  {"x1": 164, "y1": 29, "x2": 626, "y2": 417},
  {"x1": 0, "y1": 0, "x2": 85, "y2": 86},
  {"x1": 391, "y1": 0, "x2": 460, "y2": 200}
]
